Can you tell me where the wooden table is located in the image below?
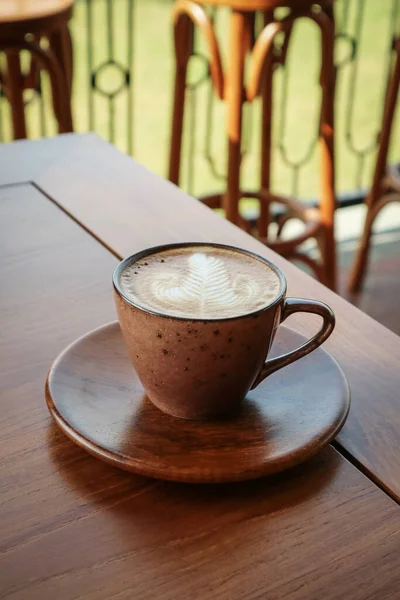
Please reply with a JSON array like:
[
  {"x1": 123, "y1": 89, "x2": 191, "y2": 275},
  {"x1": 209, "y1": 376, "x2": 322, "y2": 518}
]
[{"x1": 1, "y1": 134, "x2": 399, "y2": 600}]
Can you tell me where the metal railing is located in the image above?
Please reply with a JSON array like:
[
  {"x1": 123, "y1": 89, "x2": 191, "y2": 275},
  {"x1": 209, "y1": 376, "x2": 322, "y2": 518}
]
[{"x1": 0, "y1": 0, "x2": 399, "y2": 207}]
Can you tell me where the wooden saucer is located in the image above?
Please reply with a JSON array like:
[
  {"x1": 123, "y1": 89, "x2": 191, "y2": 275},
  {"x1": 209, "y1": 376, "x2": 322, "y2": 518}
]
[{"x1": 46, "y1": 322, "x2": 350, "y2": 483}]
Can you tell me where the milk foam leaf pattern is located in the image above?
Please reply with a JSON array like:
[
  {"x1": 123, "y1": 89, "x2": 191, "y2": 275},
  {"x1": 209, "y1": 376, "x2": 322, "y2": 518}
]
[{"x1": 151, "y1": 253, "x2": 260, "y2": 318}]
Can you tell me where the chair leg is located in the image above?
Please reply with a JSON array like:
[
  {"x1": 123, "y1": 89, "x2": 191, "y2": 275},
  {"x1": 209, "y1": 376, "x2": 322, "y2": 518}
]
[
  {"x1": 258, "y1": 10, "x2": 274, "y2": 238},
  {"x1": 19, "y1": 39, "x2": 73, "y2": 133},
  {"x1": 318, "y1": 7, "x2": 337, "y2": 291},
  {"x1": 348, "y1": 38, "x2": 400, "y2": 294},
  {"x1": 224, "y1": 10, "x2": 246, "y2": 226},
  {"x1": 6, "y1": 50, "x2": 27, "y2": 139},
  {"x1": 48, "y1": 23, "x2": 73, "y2": 98},
  {"x1": 169, "y1": 13, "x2": 193, "y2": 186},
  {"x1": 25, "y1": 34, "x2": 42, "y2": 91},
  {"x1": 46, "y1": 24, "x2": 73, "y2": 132},
  {"x1": 348, "y1": 204, "x2": 377, "y2": 294}
]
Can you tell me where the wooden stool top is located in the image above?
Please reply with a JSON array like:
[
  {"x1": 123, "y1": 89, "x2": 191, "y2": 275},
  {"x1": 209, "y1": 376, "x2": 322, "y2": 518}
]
[
  {"x1": 0, "y1": 1, "x2": 73, "y2": 37},
  {"x1": 0, "y1": 0, "x2": 73, "y2": 24},
  {"x1": 191, "y1": 0, "x2": 317, "y2": 11}
]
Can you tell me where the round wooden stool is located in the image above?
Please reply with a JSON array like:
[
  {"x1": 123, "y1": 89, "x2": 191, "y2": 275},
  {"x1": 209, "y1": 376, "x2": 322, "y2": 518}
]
[
  {"x1": 348, "y1": 37, "x2": 400, "y2": 294},
  {"x1": 168, "y1": 0, "x2": 337, "y2": 290},
  {"x1": 0, "y1": 0, "x2": 74, "y2": 139}
]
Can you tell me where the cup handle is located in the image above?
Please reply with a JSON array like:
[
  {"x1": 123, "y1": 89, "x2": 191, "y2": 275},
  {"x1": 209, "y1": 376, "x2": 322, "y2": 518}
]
[{"x1": 251, "y1": 298, "x2": 335, "y2": 389}]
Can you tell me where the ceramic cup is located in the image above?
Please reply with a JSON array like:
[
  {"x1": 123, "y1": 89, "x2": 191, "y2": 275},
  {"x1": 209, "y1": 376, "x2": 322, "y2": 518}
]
[{"x1": 113, "y1": 242, "x2": 335, "y2": 420}]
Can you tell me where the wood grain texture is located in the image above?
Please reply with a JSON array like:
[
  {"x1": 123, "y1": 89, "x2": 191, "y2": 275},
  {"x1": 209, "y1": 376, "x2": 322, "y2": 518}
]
[
  {"x1": 1, "y1": 445, "x2": 400, "y2": 600},
  {"x1": 1, "y1": 134, "x2": 398, "y2": 500},
  {"x1": 46, "y1": 322, "x2": 350, "y2": 483},
  {"x1": 1, "y1": 181, "x2": 400, "y2": 598}
]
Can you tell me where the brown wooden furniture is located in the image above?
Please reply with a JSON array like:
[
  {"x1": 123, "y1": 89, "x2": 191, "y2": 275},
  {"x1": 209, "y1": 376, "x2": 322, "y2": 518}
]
[
  {"x1": 169, "y1": 0, "x2": 337, "y2": 290},
  {"x1": 348, "y1": 37, "x2": 400, "y2": 293},
  {"x1": 1, "y1": 134, "x2": 400, "y2": 598},
  {"x1": 0, "y1": 0, "x2": 74, "y2": 139}
]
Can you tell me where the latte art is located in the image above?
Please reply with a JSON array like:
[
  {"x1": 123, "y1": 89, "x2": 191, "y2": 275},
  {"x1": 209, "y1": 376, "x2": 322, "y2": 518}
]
[
  {"x1": 119, "y1": 246, "x2": 281, "y2": 319},
  {"x1": 151, "y1": 253, "x2": 261, "y2": 312}
]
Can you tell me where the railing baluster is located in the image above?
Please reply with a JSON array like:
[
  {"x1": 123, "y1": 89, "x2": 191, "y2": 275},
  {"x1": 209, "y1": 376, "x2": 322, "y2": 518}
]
[
  {"x1": 0, "y1": 79, "x2": 3, "y2": 143},
  {"x1": 39, "y1": 69, "x2": 47, "y2": 137},
  {"x1": 87, "y1": 0, "x2": 95, "y2": 131},
  {"x1": 0, "y1": 0, "x2": 397, "y2": 211},
  {"x1": 127, "y1": 0, "x2": 135, "y2": 156}
]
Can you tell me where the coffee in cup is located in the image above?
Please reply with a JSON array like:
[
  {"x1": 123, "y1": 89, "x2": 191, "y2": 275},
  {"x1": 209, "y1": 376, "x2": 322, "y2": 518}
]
[{"x1": 119, "y1": 244, "x2": 281, "y2": 319}]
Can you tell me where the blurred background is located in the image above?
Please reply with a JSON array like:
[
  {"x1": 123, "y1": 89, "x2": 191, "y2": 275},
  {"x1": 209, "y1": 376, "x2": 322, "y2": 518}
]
[
  {"x1": 1, "y1": 0, "x2": 399, "y2": 330},
  {"x1": 0, "y1": 1, "x2": 398, "y2": 197}
]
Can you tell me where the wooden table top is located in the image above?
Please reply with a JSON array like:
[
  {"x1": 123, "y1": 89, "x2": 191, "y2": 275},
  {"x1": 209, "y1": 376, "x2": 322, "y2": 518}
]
[{"x1": 1, "y1": 134, "x2": 399, "y2": 599}]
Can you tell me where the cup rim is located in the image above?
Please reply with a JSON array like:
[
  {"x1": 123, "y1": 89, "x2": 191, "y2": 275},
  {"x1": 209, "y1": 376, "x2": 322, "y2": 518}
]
[{"x1": 113, "y1": 242, "x2": 287, "y2": 322}]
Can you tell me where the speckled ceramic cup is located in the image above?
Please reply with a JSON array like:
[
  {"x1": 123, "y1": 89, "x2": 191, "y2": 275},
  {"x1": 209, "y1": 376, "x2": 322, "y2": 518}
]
[{"x1": 113, "y1": 242, "x2": 335, "y2": 420}]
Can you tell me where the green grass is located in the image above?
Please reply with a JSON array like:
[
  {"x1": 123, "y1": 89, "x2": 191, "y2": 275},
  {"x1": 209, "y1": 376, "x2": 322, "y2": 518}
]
[{"x1": 1, "y1": 0, "x2": 399, "y2": 201}]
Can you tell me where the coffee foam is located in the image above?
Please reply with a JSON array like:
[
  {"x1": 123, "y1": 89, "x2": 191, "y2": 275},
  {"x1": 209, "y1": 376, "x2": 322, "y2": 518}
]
[{"x1": 119, "y1": 246, "x2": 281, "y2": 319}]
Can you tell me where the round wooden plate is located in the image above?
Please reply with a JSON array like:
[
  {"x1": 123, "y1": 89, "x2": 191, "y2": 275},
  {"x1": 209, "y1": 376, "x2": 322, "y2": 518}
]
[{"x1": 46, "y1": 322, "x2": 350, "y2": 483}]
